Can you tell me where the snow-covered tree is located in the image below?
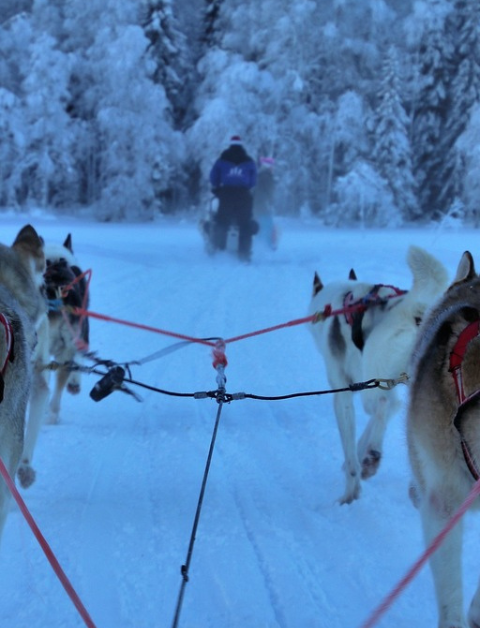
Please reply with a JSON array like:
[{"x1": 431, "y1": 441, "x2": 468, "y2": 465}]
[
  {"x1": 86, "y1": 22, "x2": 183, "y2": 219},
  {"x1": 330, "y1": 161, "x2": 399, "y2": 227},
  {"x1": 141, "y1": 0, "x2": 192, "y2": 128},
  {"x1": 371, "y1": 46, "x2": 419, "y2": 221},
  {"x1": 202, "y1": 0, "x2": 224, "y2": 49},
  {"x1": 411, "y1": 0, "x2": 453, "y2": 219},
  {"x1": 457, "y1": 103, "x2": 480, "y2": 225},
  {"x1": 437, "y1": 0, "x2": 480, "y2": 214},
  {"x1": 6, "y1": 25, "x2": 78, "y2": 208}
]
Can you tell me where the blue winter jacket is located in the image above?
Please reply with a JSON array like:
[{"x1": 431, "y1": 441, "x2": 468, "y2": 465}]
[{"x1": 209, "y1": 145, "x2": 257, "y2": 190}]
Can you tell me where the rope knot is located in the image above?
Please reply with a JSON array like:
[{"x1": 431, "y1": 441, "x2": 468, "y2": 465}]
[
  {"x1": 313, "y1": 305, "x2": 332, "y2": 323},
  {"x1": 212, "y1": 339, "x2": 227, "y2": 369}
]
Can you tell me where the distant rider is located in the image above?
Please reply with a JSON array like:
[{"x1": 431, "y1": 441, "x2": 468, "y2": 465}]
[
  {"x1": 254, "y1": 156, "x2": 277, "y2": 250},
  {"x1": 209, "y1": 135, "x2": 257, "y2": 261}
]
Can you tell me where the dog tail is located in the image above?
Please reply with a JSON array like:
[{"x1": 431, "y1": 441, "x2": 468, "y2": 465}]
[{"x1": 407, "y1": 245, "x2": 449, "y2": 300}]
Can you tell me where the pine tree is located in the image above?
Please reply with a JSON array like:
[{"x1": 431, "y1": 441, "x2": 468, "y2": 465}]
[
  {"x1": 372, "y1": 46, "x2": 419, "y2": 221},
  {"x1": 141, "y1": 0, "x2": 191, "y2": 129},
  {"x1": 437, "y1": 0, "x2": 480, "y2": 213},
  {"x1": 411, "y1": 2, "x2": 453, "y2": 219},
  {"x1": 203, "y1": 0, "x2": 224, "y2": 48}
]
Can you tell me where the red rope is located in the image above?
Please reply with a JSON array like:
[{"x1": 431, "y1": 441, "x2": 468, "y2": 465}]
[
  {"x1": 0, "y1": 457, "x2": 97, "y2": 628},
  {"x1": 74, "y1": 308, "x2": 317, "y2": 348},
  {"x1": 74, "y1": 308, "x2": 216, "y2": 347},
  {"x1": 61, "y1": 269, "x2": 93, "y2": 352},
  {"x1": 224, "y1": 315, "x2": 317, "y2": 344},
  {"x1": 358, "y1": 478, "x2": 480, "y2": 628}
]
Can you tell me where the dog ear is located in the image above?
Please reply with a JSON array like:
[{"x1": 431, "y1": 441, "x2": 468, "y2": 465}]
[
  {"x1": 12, "y1": 225, "x2": 45, "y2": 280},
  {"x1": 451, "y1": 251, "x2": 476, "y2": 288},
  {"x1": 63, "y1": 233, "x2": 73, "y2": 253},
  {"x1": 12, "y1": 225, "x2": 43, "y2": 253},
  {"x1": 349, "y1": 268, "x2": 357, "y2": 281},
  {"x1": 313, "y1": 272, "x2": 323, "y2": 296}
]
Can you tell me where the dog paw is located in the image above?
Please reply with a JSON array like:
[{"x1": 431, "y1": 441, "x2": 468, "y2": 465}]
[
  {"x1": 338, "y1": 490, "x2": 360, "y2": 505},
  {"x1": 17, "y1": 463, "x2": 36, "y2": 489},
  {"x1": 46, "y1": 411, "x2": 60, "y2": 425},
  {"x1": 468, "y1": 598, "x2": 480, "y2": 628},
  {"x1": 361, "y1": 450, "x2": 382, "y2": 479},
  {"x1": 338, "y1": 476, "x2": 361, "y2": 505},
  {"x1": 67, "y1": 382, "x2": 80, "y2": 395}
]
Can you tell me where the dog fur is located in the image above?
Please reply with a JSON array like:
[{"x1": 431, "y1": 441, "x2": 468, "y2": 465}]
[
  {"x1": 308, "y1": 245, "x2": 448, "y2": 504},
  {"x1": 0, "y1": 225, "x2": 48, "y2": 539},
  {"x1": 43, "y1": 234, "x2": 90, "y2": 424},
  {"x1": 407, "y1": 250, "x2": 480, "y2": 628}
]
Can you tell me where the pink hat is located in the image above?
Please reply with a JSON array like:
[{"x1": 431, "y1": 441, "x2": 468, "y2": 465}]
[
  {"x1": 230, "y1": 135, "x2": 242, "y2": 145},
  {"x1": 260, "y1": 156, "x2": 275, "y2": 167}
]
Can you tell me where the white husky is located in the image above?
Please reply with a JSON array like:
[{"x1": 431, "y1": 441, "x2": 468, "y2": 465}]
[
  {"x1": 308, "y1": 245, "x2": 448, "y2": 504},
  {"x1": 407, "y1": 250, "x2": 480, "y2": 628}
]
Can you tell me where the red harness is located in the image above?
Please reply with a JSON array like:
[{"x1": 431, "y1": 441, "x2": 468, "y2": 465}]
[
  {"x1": 450, "y1": 320, "x2": 480, "y2": 404},
  {"x1": 449, "y1": 319, "x2": 480, "y2": 480},
  {"x1": 0, "y1": 313, "x2": 14, "y2": 402},
  {"x1": 343, "y1": 284, "x2": 407, "y2": 326}
]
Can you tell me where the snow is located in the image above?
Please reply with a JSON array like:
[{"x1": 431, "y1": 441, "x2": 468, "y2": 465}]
[{"x1": 0, "y1": 212, "x2": 479, "y2": 628}]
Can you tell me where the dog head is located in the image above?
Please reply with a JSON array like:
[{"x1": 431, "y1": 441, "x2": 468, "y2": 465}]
[{"x1": 44, "y1": 234, "x2": 89, "y2": 312}]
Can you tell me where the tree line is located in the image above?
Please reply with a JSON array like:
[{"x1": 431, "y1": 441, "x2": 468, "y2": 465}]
[{"x1": 0, "y1": 0, "x2": 479, "y2": 225}]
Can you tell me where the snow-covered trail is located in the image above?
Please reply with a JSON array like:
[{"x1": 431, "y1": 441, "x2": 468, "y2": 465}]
[{"x1": 0, "y1": 213, "x2": 478, "y2": 628}]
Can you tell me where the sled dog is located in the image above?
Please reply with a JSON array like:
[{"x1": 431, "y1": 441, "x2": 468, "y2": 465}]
[
  {"x1": 308, "y1": 245, "x2": 448, "y2": 504},
  {"x1": 407, "y1": 250, "x2": 480, "y2": 628},
  {"x1": 44, "y1": 234, "x2": 90, "y2": 424},
  {"x1": 0, "y1": 225, "x2": 48, "y2": 540}
]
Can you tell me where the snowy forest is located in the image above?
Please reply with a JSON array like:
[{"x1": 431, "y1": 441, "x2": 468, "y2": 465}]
[{"x1": 0, "y1": 0, "x2": 479, "y2": 226}]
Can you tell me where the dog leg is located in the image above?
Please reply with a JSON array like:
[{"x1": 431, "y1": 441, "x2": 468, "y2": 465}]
[
  {"x1": 334, "y1": 391, "x2": 361, "y2": 504},
  {"x1": 17, "y1": 366, "x2": 49, "y2": 488},
  {"x1": 0, "y1": 445, "x2": 20, "y2": 545},
  {"x1": 48, "y1": 365, "x2": 70, "y2": 424},
  {"x1": 18, "y1": 320, "x2": 50, "y2": 489},
  {"x1": 357, "y1": 393, "x2": 393, "y2": 480},
  {"x1": 0, "y1": 467, "x2": 12, "y2": 543},
  {"x1": 420, "y1": 490, "x2": 467, "y2": 628}
]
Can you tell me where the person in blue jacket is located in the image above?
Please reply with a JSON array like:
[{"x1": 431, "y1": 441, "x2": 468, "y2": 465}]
[{"x1": 209, "y1": 135, "x2": 257, "y2": 261}]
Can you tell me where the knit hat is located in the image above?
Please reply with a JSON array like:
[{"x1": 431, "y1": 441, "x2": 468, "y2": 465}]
[
  {"x1": 260, "y1": 156, "x2": 275, "y2": 167},
  {"x1": 230, "y1": 135, "x2": 242, "y2": 145}
]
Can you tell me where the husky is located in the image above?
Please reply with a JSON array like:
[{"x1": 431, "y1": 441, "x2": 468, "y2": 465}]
[
  {"x1": 407, "y1": 250, "x2": 480, "y2": 628},
  {"x1": 0, "y1": 225, "x2": 48, "y2": 538},
  {"x1": 308, "y1": 245, "x2": 448, "y2": 504},
  {"x1": 43, "y1": 234, "x2": 90, "y2": 424}
]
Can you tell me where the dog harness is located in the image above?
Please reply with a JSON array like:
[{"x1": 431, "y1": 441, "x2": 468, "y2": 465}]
[
  {"x1": 343, "y1": 284, "x2": 408, "y2": 351},
  {"x1": 0, "y1": 313, "x2": 14, "y2": 402},
  {"x1": 449, "y1": 319, "x2": 480, "y2": 480},
  {"x1": 342, "y1": 284, "x2": 408, "y2": 326}
]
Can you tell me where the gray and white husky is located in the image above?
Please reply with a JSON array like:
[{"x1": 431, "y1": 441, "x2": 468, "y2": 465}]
[
  {"x1": 407, "y1": 250, "x2": 480, "y2": 628},
  {"x1": 43, "y1": 234, "x2": 90, "y2": 424},
  {"x1": 309, "y1": 245, "x2": 448, "y2": 504},
  {"x1": 0, "y1": 225, "x2": 49, "y2": 539}
]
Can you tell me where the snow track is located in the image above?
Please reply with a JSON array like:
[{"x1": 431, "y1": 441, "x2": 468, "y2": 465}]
[{"x1": 1, "y1": 215, "x2": 479, "y2": 627}]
